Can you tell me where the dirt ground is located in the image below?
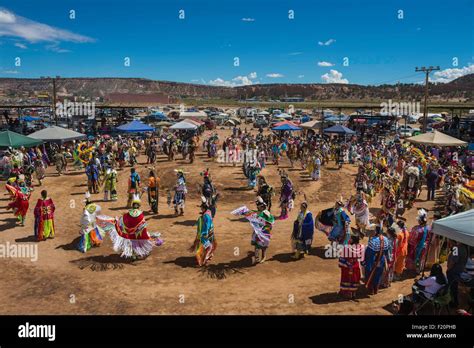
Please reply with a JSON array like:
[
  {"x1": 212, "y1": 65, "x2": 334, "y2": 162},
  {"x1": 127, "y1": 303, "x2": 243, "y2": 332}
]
[{"x1": 0, "y1": 129, "x2": 439, "y2": 315}]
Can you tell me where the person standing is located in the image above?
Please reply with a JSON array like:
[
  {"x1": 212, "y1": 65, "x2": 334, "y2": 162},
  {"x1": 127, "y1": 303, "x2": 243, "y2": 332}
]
[
  {"x1": 447, "y1": 241, "x2": 468, "y2": 308},
  {"x1": 363, "y1": 226, "x2": 389, "y2": 295},
  {"x1": 291, "y1": 202, "x2": 314, "y2": 259},
  {"x1": 33, "y1": 190, "x2": 55, "y2": 241},
  {"x1": 426, "y1": 166, "x2": 439, "y2": 201},
  {"x1": 190, "y1": 199, "x2": 217, "y2": 267},
  {"x1": 103, "y1": 164, "x2": 118, "y2": 201},
  {"x1": 127, "y1": 167, "x2": 141, "y2": 208},
  {"x1": 6, "y1": 179, "x2": 31, "y2": 226},
  {"x1": 338, "y1": 235, "x2": 363, "y2": 299},
  {"x1": 147, "y1": 170, "x2": 160, "y2": 214},
  {"x1": 393, "y1": 220, "x2": 410, "y2": 280}
]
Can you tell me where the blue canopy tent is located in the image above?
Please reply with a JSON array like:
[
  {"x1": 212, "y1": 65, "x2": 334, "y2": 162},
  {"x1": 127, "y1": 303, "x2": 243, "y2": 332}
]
[
  {"x1": 272, "y1": 124, "x2": 302, "y2": 131},
  {"x1": 19, "y1": 116, "x2": 40, "y2": 122},
  {"x1": 468, "y1": 143, "x2": 474, "y2": 152},
  {"x1": 323, "y1": 124, "x2": 356, "y2": 135},
  {"x1": 116, "y1": 120, "x2": 155, "y2": 133}
]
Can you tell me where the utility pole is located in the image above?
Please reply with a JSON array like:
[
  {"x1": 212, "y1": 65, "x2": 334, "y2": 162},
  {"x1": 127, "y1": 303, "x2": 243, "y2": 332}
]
[
  {"x1": 52, "y1": 76, "x2": 57, "y2": 125},
  {"x1": 415, "y1": 66, "x2": 440, "y2": 133}
]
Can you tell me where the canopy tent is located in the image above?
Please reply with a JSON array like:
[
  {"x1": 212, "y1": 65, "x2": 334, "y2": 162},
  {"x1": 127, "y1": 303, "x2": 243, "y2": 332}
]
[
  {"x1": 273, "y1": 120, "x2": 298, "y2": 127},
  {"x1": 179, "y1": 111, "x2": 208, "y2": 119},
  {"x1": 116, "y1": 120, "x2": 155, "y2": 133},
  {"x1": 170, "y1": 121, "x2": 198, "y2": 130},
  {"x1": 300, "y1": 120, "x2": 322, "y2": 129},
  {"x1": 468, "y1": 143, "x2": 474, "y2": 151},
  {"x1": 0, "y1": 130, "x2": 43, "y2": 148},
  {"x1": 406, "y1": 130, "x2": 467, "y2": 147},
  {"x1": 432, "y1": 210, "x2": 474, "y2": 246},
  {"x1": 272, "y1": 123, "x2": 301, "y2": 131},
  {"x1": 28, "y1": 126, "x2": 86, "y2": 143},
  {"x1": 19, "y1": 116, "x2": 40, "y2": 122},
  {"x1": 183, "y1": 118, "x2": 204, "y2": 126},
  {"x1": 323, "y1": 124, "x2": 356, "y2": 135}
]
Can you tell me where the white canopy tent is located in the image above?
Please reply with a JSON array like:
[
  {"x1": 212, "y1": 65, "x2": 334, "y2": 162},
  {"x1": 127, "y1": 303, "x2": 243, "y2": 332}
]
[
  {"x1": 179, "y1": 111, "x2": 208, "y2": 119},
  {"x1": 432, "y1": 209, "x2": 474, "y2": 246},
  {"x1": 170, "y1": 121, "x2": 198, "y2": 130}
]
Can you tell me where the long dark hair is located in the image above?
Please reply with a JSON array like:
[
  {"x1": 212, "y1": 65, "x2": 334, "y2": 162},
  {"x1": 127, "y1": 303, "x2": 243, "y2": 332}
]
[{"x1": 430, "y1": 263, "x2": 447, "y2": 285}]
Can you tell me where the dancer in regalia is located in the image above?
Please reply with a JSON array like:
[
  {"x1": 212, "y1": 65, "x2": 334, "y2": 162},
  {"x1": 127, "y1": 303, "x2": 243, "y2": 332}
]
[
  {"x1": 33, "y1": 190, "x2": 55, "y2": 241},
  {"x1": 278, "y1": 172, "x2": 294, "y2": 220},
  {"x1": 190, "y1": 197, "x2": 217, "y2": 267},
  {"x1": 6, "y1": 177, "x2": 30, "y2": 226},
  {"x1": 147, "y1": 170, "x2": 160, "y2": 214},
  {"x1": 173, "y1": 169, "x2": 187, "y2": 216},
  {"x1": 347, "y1": 191, "x2": 370, "y2": 237},
  {"x1": 291, "y1": 201, "x2": 314, "y2": 259},
  {"x1": 78, "y1": 192, "x2": 105, "y2": 252},
  {"x1": 231, "y1": 197, "x2": 275, "y2": 264},
  {"x1": 328, "y1": 199, "x2": 351, "y2": 245},
  {"x1": 127, "y1": 167, "x2": 141, "y2": 208},
  {"x1": 257, "y1": 176, "x2": 273, "y2": 211},
  {"x1": 338, "y1": 235, "x2": 363, "y2": 299},
  {"x1": 103, "y1": 163, "x2": 118, "y2": 201},
  {"x1": 406, "y1": 209, "x2": 432, "y2": 274},
  {"x1": 363, "y1": 226, "x2": 389, "y2": 295},
  {"x1": 97, "y1": 194, "x2": 160, "y2": 259}
]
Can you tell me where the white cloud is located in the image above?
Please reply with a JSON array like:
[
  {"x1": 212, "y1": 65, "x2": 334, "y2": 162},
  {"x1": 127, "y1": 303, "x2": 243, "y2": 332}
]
[
  {"x1": 241, "y1": 18, "x2": 255, "y2": 22},
  {"x1": 0, "y1": 8, "x2": 94, "y2": 43},
  {"x1": 14, "y1": 42, "x2": 26, "y2": 49},
  {"x1": 191, "y1": 79, "x2": 199, "y2": 82},
  {"x1": 318, "y1": 39, "x2": 336, "y2": 46},
  {"x1": 2, "y1": 70, "x2": 19, "y2": 74},
  {"x1": 209, "y1": 72, "x2": 257, "y2": 87},
  {"x1": 288, "y1": 52, "x2": 303, "y2": 56},
  {"x1": 266, "y1": 73, "x2": 284, "y2": 78},
  {"x1": 430, "y1": 64, "x2": 474, "y2": 83},
  {"x1": 298, "y1": 75, "x2": 304, "y2": 78},
  {"x1": 321, "y1": 69, "x2": 348, "y2": 84},
  {"x1": 46, "y1": 43, "x2": 70, "y2": 53},
  {"x1": 318, "y1": 61, "x2": 334, "y2": 67}
]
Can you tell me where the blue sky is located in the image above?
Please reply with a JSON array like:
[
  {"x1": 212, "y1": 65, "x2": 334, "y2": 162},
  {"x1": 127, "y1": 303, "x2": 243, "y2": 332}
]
[{"x1": 0, "y1": 0, "x2": 473, "y2": 85}]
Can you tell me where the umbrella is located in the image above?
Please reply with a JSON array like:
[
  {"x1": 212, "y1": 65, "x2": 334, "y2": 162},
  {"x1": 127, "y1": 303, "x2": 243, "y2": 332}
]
[
  {"x1": 0, "y1": 130, "x2": 43, "y2": 148},
  {"x1": 406, "y1": 130, "x2": 467, "y2": 147},
  {"x1": 116, "y1": 120, "x2": 155, "y2": 133},
  {"x1": 28, "y1": 126, "x2": 87, "y2": 143},
  {"x1": 432, "y1": 209, "x2": 474, "y2": 246},
  {"x1": 272, "y1": 124, "x2": 302, "y2": 131},
  {"x1": 170, "y1": 121, "x2": 198, "y2": 130},
  {"x1": 323, "y1": 124, "x2": 356, "y2": 135}
]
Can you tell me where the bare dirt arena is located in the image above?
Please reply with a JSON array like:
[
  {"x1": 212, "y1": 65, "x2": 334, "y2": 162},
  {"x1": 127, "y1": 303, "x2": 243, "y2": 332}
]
[{"x1": 0, "y1": 129, "x2": 437, "y2": 315}]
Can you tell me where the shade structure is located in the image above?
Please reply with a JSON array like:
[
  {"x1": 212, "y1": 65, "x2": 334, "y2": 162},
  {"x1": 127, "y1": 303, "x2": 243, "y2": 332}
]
[
  {"x1": 432, "y1": 209, "x2": 474, "y2": 246},
  {"x1": 116, "y1": 120, "x2": 155, "y2": 133},
  {"x1": 323, "y1": 124, "x2": 356, "y2": 134},
  {"x1": 300, "y1": 120, "x2": 322, "y2": 129},
  {"x1": 28, "y1": 126, "x2": 86, "y2": 143},
  {"x1": 170, "y1": 120, "x2": 198, "y2": 130},
  {"x1": 0, "y1": 130, "x2": 43, "y2": 148},
  {"x1": 19, "y1": 116, "x2": 40, "y2": 122},
  {"x1": 274, "y1": 120, "x2": 298, "y2": 127},
  {"x1": 272, "y1": 123, "x2": 301, "y2": 131},
  {"x1": 183, "y1": 118, "x2": 204, "y2": 126},
  {"x1": 179, "y1": 111, "x2": 208, "y2": 119},
  {"x1": 406, "y1": 130, "x2": 467, "y2": 147}
]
